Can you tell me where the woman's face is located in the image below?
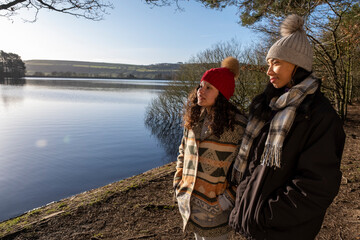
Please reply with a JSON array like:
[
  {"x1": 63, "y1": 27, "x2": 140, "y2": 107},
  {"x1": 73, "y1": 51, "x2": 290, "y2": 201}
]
[
  {"x1": 267, "y1": 58, "x2": 296, "y2": 88},
  {"x1": 197, "y1": 81, "x2": 219, "y2": 109}
]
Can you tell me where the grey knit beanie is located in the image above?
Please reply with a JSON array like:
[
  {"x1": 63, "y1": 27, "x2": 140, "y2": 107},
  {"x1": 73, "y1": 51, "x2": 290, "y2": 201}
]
[{"x1": 266, "y1": 14, "x2": 313, "y2": 71}]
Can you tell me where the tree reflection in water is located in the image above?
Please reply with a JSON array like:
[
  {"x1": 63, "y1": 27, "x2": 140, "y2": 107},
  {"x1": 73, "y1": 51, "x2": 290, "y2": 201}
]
[
  {"x1": 0, "y1": 77, "x2": 26, "y2": 85},
  {"x1": 144, "y1": 92, "x2": 184, "y2": 162},
  {"x1": 144, "y1": 39, "x2": 269, "y2": 162}
]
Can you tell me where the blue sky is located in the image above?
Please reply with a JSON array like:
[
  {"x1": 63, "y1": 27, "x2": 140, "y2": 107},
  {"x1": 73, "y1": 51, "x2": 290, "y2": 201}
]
[{"x1": 0, "y1": 0, "x2": 259, "y2": 65}]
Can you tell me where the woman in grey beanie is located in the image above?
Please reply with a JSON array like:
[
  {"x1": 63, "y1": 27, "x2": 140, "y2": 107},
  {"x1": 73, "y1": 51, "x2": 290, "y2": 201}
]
[{"x1": 229, "y1": 14, "x2": 346, "y2": 240}]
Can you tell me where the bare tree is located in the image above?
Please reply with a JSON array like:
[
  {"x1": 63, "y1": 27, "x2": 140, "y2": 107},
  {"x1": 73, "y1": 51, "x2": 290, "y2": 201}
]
[
  {"x1": 145, "y1": 0, "x2": 360, "y2": 119},
  {"x1": 145, "y1": 39, "x2": 267, "y2": 157},
  {"x1": 308, "y1": 2, "x2": 360, "y2": 118},
  {"x1": 241, "y1": 0, "x2": 360, "y2": 119},
  {"x1": 162, "y1": 39, "x2": 267, "y2": 113},
  {"x1": 144, "y1": 0, "x2": 325, "y2": 18},
  {"x1": 0, "y1": 0, "x2": 113, "y2": 21}
]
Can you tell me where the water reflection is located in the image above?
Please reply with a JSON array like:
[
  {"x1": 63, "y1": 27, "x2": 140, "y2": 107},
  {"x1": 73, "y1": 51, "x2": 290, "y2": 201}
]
[
  {"x1": 145, "y1": 116, "x2": 183, "y2": 161},
  {"x1": 144, "y1": 94, "x2": 183, "y2": 161},
  {"x1": 0, "y1": 80, "x2": 169, "y2": 222},
  {"x1": 0, "y1": 84, "x2": 24, "y2": 108},
  {"x1": 0, "y1": 78, "x2": 26, "y2": 107},
  {"x1": 0, "y1": 77, "x2": 26, "y2": 86},
  {"x1": 25, "y1": 77, "x2": 168, "y2": 90}
]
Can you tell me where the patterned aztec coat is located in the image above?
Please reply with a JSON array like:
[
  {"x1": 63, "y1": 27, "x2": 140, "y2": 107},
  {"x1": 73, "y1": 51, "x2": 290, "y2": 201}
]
[{"x1": 174, "y1": 111, "x2": 247, "y2": 237}]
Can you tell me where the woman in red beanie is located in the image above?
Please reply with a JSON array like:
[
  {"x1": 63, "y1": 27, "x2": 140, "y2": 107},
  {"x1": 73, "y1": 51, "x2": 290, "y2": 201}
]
[{"x1": 173, "y1": 57, "x2": 247, "y2": 239}]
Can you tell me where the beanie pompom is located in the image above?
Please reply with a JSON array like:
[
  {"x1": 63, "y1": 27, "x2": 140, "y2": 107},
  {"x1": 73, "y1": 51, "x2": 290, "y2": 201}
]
[
  {"x1": 221, "y1": 56, "x2": 240, "y2": 79},
  {"x1": 280, "y1": 14, "x2": 304, "y2": 37},
  {"x1": 266, "y1": 14, "x2": 313, "y2": 71}
]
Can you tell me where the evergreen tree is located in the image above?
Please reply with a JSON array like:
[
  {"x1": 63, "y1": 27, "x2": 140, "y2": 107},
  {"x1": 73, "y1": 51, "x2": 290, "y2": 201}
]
[{"x1": 0, "y1": 50, "x2": 26, "y2": 83}]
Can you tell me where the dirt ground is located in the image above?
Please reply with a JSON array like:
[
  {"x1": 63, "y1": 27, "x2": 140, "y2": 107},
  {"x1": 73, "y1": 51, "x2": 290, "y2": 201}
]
[{"x1": 0, "y1": 103, "x2": 359, "y2": 240}]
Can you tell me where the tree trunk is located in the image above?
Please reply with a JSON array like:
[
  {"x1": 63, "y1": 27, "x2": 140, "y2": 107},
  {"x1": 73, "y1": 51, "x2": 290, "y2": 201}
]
[{"x1": 348, "y1": 57, "x2": 353, "y2": 105}]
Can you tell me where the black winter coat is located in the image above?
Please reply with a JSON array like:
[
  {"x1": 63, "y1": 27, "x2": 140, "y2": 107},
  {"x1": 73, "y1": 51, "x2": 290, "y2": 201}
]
[{"x1": 229, "y1": 90, "x2": 346, "y2": 240}]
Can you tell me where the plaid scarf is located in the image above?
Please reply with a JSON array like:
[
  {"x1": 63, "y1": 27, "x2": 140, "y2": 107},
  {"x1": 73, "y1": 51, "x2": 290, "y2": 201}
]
[{"x1": 232, "y1": 75, "x2": 319, "y2": 183}]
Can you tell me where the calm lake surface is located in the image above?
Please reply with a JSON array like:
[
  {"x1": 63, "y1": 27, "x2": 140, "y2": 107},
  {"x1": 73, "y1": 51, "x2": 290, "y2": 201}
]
[{"x1": 0, "y1": 78, "x2": 174, "y2": 222}]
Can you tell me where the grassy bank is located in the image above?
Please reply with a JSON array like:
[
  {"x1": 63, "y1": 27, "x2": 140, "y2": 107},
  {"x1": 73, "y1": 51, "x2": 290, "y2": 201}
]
[{"x1": 0, "y1": 162, "x2": 183, "y2": 239}]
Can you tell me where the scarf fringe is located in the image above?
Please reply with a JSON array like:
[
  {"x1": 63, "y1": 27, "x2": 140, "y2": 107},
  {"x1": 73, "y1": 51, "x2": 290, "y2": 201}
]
[
  {"x1": 232, "y1": 75, "x2": 319, "y2": 181},
  {"x1": 260, "y1": 144, "x2": 282, "y2": 168}
]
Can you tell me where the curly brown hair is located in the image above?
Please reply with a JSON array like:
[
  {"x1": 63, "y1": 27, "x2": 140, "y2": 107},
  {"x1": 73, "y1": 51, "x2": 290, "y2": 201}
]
[{"x1": 183, "y1": 85, "x2": 241, "y2": 138}]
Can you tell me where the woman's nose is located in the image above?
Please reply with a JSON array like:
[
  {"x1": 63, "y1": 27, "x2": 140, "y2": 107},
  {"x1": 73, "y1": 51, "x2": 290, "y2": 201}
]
[{"x1": 267, "y1": 66, "x2": 274, "y2": 76}]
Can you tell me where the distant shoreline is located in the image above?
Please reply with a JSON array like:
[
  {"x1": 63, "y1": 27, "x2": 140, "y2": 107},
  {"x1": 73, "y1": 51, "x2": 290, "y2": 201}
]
[
  {"x1": 24, "y1": 60, "x2": 180, "y2": 81},
  {"x1": 25, "y1": 75, "x2": 172, "y2": 81},
  {"x1": 25, "y1": 77, "x2": 169, "y2": 90}
]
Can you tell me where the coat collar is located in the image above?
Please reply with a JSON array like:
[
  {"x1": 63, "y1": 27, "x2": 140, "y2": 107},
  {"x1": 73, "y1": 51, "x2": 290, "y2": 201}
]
[
  {"x1": 193, "y1": 109, "x2": 212, "y2": 141},
  {"x1": 294, "y1": 88, "x2": 320, "y2": 122}
]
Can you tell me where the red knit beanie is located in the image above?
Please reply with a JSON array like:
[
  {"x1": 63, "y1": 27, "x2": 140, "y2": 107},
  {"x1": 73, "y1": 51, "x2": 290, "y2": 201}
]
[{"x1": 200, "y1": 57, "x2": 240, "y2": 100}]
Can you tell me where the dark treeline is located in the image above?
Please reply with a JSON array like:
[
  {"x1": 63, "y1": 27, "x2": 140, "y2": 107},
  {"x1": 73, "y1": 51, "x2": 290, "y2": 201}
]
[{"x1": 0, "y1": 50, "x2": 26, "y2": 84}]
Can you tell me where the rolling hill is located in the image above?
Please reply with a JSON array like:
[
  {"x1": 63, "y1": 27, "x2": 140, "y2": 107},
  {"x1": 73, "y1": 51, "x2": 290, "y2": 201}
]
[{"x1": 25, "y1": 60, "x2": 182, "y2": 80}]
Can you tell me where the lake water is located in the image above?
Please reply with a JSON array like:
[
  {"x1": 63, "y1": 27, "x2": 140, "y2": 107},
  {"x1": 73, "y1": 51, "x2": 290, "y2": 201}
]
[{"x1": 0, "y1": 78, "x2": 176, "y2": 222}]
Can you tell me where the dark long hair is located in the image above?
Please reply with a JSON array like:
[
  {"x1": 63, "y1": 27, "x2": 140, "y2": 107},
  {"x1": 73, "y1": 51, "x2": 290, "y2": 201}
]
[
  {"x1": 183, "y1": 86, "x2": 242, "y2": 138},
  {"x1": 249, "y1": 67, "x2": 311, "y2": 121}
]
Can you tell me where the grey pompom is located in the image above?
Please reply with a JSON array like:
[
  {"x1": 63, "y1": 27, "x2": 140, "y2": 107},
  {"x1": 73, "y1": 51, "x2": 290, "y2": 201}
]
[{"x1": 280, "y1": 14, "x2": 304, "y2": 37}]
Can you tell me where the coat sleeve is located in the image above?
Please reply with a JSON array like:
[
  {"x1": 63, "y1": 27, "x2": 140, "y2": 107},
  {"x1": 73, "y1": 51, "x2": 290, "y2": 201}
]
[
  {"x1": 229, "y1": 155, "x2": 259, "y2": 233},
  {"x1": 222, "y1": 117, "x2": 248, "y2": 209},
  {"x1": 261, "y1": 109, "x2": 345, "y2": 229},
  {"x1": 173, "y1": 128, "x2": 187, "y2": 189}
]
